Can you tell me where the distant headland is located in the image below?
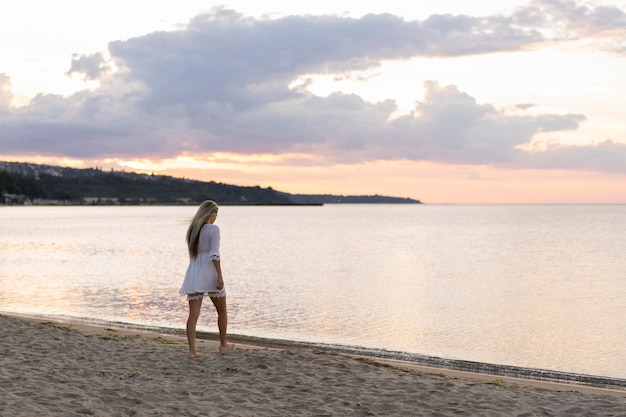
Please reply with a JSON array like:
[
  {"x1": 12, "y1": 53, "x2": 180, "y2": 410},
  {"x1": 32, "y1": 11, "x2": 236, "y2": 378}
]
[{"x1": 1, "y1": 161, "x2": 421, "y2": 206}]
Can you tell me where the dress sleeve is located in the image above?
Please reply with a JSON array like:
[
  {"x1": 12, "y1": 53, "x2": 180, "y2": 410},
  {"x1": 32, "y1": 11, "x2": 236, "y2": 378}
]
[{"x1": 208, "y1": 225, "x2": 221, "y2": 261}]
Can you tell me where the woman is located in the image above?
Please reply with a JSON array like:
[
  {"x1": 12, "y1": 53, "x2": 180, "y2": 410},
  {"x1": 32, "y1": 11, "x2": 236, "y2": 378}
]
[{"x1": 180, "y1": 200, "x2": 234, "y2": 357}]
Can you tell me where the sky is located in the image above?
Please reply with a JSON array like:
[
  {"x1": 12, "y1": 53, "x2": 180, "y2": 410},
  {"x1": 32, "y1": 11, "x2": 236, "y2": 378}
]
[{"x1": 2, "y1": 0, "x2": 626, "y2": 203}]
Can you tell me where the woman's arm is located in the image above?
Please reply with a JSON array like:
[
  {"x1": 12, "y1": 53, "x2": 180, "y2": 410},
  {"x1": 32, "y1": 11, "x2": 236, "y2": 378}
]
[
  {"x1": 209, "y1": 225, "x2": 223, "y2": 289},
  {"x1": 213, "y1": 259, "x2": 224, "y2": 289}
]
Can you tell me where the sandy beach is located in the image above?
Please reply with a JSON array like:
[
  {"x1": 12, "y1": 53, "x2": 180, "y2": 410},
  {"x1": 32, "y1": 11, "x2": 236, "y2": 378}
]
[{"x1": 1, "y1": 314, "x2": 625, "y2": 416}]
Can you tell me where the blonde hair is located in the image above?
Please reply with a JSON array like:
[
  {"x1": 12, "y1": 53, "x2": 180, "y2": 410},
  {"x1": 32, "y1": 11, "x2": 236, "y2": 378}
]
[{"x1": 186, "y1": 200, "x2": 219, "y2": 259}]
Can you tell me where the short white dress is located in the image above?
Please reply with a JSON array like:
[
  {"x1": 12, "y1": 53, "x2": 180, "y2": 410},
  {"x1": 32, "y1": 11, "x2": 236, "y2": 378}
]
[{"x1": 179, "y1": 223, "x2": 225, "y2": 300}]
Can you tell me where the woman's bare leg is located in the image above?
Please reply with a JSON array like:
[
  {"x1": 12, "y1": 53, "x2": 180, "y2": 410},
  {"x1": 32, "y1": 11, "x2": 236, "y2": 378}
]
[
  {"x1": 186, "y1": 296, "x2": 203, "y2": 358},
  {"x1": 210, "y1": 295, "x2": 234, "y2": 351}
]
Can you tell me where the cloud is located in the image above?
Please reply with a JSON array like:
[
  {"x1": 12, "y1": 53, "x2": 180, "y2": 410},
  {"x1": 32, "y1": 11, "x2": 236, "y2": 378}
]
[
  {"x1": 517, "y1": 139, "x2": 626, "y2": 173},
  {"x1": 0, "y1": 2, "x2": 624, "y2": 173},
  {"x1": 513, "y1": 0, "x2": 626, "y2": 51},
  {"x1": 379, "y1": 81, "x2": 586, "y2": 165},
  {"x1": 0, "y1": 73, "x2": 13, "y2": 108},
  {"x1": 67, "y1": 52, "x2": 109, "y2": 81},
  {"x1": 515, "y1": 0, "x2": 626, "y2": 36}
]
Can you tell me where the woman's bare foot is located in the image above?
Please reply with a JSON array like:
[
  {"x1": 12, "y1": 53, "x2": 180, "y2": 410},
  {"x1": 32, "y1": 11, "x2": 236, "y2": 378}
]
[
  {"x1": 188, "y1": 352, "x2": 199, "y2": 359},
  {"x1": 219, "y1": 343, "x2": 235, "y2": 352}
]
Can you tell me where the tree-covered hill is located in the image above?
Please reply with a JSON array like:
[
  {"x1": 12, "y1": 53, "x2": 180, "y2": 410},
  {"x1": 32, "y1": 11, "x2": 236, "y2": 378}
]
[
  {"x1": 1, "y1": 163, "x2": 292, "y2": 205},
  {"x1": 1, "y1": 161, "x2": 421, "y2": 205}
]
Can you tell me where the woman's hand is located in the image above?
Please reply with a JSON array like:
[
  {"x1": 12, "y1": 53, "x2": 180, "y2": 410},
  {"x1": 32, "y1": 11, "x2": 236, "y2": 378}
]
[{"x1": 216, "y1": 277, "x2": 224, "y2": 290}]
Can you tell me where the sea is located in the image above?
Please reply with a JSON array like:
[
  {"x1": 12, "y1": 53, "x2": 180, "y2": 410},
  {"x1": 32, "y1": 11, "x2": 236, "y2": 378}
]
[{"x1": 1, "y1": 204, "x2": 625, "y2": 382}]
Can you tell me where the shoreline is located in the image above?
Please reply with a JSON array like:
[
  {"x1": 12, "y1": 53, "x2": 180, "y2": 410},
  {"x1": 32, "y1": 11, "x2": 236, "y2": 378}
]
[
  {"x1": 5, "y1": 311, "x2": 626, "y2": 393},
  {"x1": 4, "y1": 311, "x2": 626, "y2": 395},
  {"x1": 3, "y1": 313, "x2": 626, "y2": 395},
  {"x1": 2, "y1": 312, "x2": 626, "y2": 416}
]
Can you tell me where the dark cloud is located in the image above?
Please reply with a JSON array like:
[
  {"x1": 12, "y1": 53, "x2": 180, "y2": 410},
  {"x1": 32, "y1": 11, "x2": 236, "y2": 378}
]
[{"x1": 1, "y1": 2, "x2": 625, "y2": 173}]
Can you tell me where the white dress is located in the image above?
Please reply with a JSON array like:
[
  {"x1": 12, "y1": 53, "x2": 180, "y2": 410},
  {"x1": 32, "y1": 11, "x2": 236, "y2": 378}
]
[{"x1": 179, "y1": 223, "x2": 225, "y2": 299}]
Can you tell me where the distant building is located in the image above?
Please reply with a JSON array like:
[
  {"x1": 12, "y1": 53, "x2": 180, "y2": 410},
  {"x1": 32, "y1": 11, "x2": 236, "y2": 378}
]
[{"x1": 2, "y1": 193, "x2": 31, "y2": 205}]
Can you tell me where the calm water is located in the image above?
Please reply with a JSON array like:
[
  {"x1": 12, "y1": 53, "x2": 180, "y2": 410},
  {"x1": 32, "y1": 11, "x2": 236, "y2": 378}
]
[{"x1": 1, "y1": 205, "x2": 625, "y2": 379}]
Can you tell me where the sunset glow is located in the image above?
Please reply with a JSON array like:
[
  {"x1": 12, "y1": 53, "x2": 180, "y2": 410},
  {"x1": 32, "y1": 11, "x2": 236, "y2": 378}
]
[{"x1": 2, "y1": 0, "x2": 626, "y2": 203}]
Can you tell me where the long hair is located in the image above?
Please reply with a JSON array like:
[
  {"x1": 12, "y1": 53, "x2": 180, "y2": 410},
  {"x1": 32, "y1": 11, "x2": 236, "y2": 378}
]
[{"x1": 186, "y1": 200, "x2": 219, "y2": 259}]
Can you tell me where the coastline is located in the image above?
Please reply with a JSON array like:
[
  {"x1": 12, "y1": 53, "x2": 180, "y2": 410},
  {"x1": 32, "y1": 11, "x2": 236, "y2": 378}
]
[
  {"x1": 7, "y1": 311, "x2": 626, "y2": 391},
  {"x1": 2, "y1": 313, "x2": 625, "y2": 416}
]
